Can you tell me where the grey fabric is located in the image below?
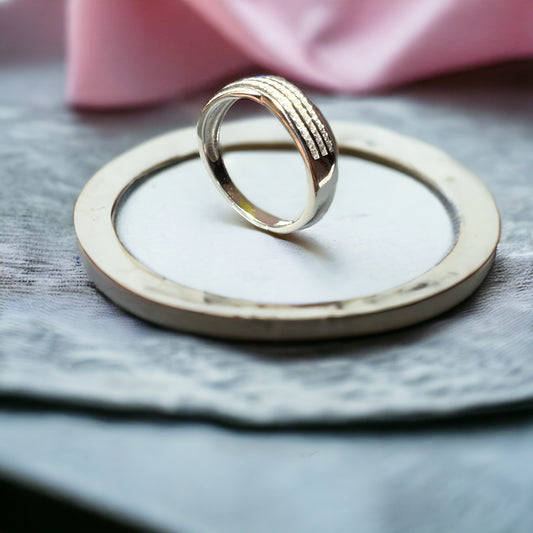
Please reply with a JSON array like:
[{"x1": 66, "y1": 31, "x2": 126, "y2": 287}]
[
  {"x1": 1, "y1": 61, "x2": 532, "y2": 425},
  {"x1": 1, "y1": 411, "x2": 533, "y2": 533}
]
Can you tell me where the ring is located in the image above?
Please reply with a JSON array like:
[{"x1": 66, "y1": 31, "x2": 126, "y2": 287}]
[{"x1": 197, "y1": 75, "x2": 338, "y2": 234}]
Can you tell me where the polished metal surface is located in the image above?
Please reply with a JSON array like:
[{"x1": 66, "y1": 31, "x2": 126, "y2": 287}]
[{"x1": 197, "y1": 76, "x2": 338, "y2": 234}]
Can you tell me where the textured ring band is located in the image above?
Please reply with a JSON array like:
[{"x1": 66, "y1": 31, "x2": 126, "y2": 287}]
[{"x1": 197, "y1": 75, "x2": 338, "y2": 234}]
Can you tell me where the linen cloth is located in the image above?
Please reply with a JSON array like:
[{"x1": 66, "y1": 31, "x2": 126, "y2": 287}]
[
  {"x1": 1, "y1": 60, "x2": 532, "y2": 425},
  {"x1": 67, "y1": 0, "x2": 533, "y2": 107}
]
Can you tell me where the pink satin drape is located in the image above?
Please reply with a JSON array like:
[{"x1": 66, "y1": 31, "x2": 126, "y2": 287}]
[{"x1": 67, "y1": 0, "x2": 533, "y2": 108}]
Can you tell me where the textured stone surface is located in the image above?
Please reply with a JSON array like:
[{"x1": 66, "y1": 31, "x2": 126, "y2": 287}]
[{"x1": 1, "y1": 61, "x2": 532, "y2": 425}]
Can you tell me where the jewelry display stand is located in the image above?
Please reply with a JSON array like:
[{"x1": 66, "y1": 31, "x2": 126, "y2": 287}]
[{"x1": 74, "y1": 119, "x2": 500, "y2": 340}]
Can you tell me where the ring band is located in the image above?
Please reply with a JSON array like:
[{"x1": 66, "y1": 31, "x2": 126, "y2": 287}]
[{"x1": 197, "y1": 75, "x2": 338, "y2": 234}]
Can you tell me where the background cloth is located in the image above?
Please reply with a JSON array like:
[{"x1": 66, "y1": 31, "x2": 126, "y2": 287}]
[
  {"x1": 1, "y1": 59, "x2": 532, "y2": 426},
  {"x1": 67, "y1": 0, "x2": 533, "y2": 107}
]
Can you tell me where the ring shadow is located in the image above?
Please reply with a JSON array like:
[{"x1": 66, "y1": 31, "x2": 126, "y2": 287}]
[{"x1": 213, "y1": 208, "x2": 338, "y2": 265}]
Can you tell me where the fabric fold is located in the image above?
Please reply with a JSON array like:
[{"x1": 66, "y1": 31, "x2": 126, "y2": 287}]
[{"x1": 67, "y1": 0, "x2": 533, "y2": 108}]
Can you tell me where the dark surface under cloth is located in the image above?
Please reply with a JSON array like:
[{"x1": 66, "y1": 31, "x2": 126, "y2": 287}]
[{"x1": 1, "y1": 56, "x2": 533, "y2": 531}]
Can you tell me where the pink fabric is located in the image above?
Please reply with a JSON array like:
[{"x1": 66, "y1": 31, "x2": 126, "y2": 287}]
[{"x1": 67, "y1": 0, "x2": 533, "y2": 108}]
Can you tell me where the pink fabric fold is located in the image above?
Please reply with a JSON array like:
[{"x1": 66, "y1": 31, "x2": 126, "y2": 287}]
[
  {"x1": 67, "y1": 0, "x2": 533, "y2": 108},
  {"x1": 67, "y1": 0, "x2": 251, "y2": 108}
]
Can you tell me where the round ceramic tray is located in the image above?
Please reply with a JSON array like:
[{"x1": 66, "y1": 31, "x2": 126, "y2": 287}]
[{"x1": 74, "y1": 119, "x2": 500, "y2": 340}]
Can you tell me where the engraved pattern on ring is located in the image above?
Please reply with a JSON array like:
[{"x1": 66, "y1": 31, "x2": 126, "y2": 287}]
[
  {"x1": 229, "y1": 77, "x2": 335, "y2": 161},
  {"x1": 232, "y1": 78, "x2": 321, "y2": 160},
  {"x1": 266, "y1": 76, "x2": 335, "y2": 154}
]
